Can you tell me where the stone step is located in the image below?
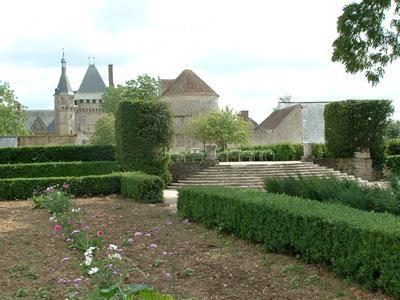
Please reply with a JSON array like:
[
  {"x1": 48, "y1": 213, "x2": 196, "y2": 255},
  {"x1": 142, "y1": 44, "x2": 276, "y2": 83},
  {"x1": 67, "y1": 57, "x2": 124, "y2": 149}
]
[{"x1": 193, "y1": 169, "x2": 342, "y2": 176}]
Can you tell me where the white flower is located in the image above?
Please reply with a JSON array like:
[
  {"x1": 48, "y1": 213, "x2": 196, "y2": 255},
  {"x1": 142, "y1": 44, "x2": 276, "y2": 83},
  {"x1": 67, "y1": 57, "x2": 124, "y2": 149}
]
[
  {"x1": 107, "y1": 244, "x2": 118, "y2": 251},
  {"x1": 88, "y1": 267, "x2": 99, "y2": 275},
  {"x1": 82, "y1": 247, "x2": 97, "y2": 266},
  {"x1": 71, "y1": 208, "x2": 81, "y2": 213},
  {"x1": 108, "y1": 253, "x2": 122, "y2": 260},
  {"x1": 71, "y1": 230, "x2": 80, "y2": 235},
  {"x1": 49, "y1": 215, "x2": 57, "y2": 222}
]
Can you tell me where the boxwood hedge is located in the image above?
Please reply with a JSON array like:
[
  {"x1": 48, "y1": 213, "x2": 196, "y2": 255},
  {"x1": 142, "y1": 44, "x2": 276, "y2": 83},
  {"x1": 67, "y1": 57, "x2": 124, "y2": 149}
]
[
  {"x1": 120, "y1": 172, "x2": 164, "y2": 203},
  {"x1": 178, "y1": 186, "x2": 400, "y2": 297},
  {"x1": 0, "y1": 144, "x2": 115, "y2": 164},
  {"x1": 0, "y1": 161, "x2": 119, "y2": 179}
]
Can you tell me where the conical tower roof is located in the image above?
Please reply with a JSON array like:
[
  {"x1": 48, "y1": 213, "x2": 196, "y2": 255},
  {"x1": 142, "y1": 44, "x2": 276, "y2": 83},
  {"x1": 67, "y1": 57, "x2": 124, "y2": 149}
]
[
  {"x1": 55, "y1": 55, "x2": 73, "y2": 95},
  {"x1": 77, "y1": 64, "x2": 106, "y2": 94},
  {"x1": 161, "y1": 69, "x2": 218, "y2": 97}
]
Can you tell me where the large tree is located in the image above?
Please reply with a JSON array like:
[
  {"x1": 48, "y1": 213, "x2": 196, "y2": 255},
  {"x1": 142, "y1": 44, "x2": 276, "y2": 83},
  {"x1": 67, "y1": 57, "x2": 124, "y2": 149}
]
[
  {"x1": 333, "y1": 0, "x2": 400, "y2": 85},
  {"x1": 0, "y1": 81, "x2": 27, "y2": 136},
  {"x1": 91, "y1": 114, "x2": 116, "y2": 145}
]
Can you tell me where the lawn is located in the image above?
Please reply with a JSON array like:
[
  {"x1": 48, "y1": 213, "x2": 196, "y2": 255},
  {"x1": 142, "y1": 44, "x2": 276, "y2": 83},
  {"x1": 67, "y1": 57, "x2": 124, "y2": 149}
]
[{"x1": 0, "y1": 195, "x2": 393, "y2": 299}]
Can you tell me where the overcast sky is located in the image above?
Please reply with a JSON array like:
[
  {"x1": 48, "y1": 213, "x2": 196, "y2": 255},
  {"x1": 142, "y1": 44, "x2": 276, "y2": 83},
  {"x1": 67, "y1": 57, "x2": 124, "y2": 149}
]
[{"x1": 1, "y1": 0, "x2": 400, "y2": 123}]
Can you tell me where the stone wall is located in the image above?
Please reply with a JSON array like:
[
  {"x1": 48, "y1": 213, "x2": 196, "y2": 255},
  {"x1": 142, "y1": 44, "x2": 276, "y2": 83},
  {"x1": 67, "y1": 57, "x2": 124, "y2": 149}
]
[
  {"x1": 314, "y1": 158, "x2": 382, "y2": 181},
  {"x1": 251, "y1": 106, "x2": 302, "y2": 145},
  {"x1": 18, "y1": 134, "x2": 77, "y2": 146},
  {"x1": 171, "y1": 160, "x2": 218, "y2": 182}
]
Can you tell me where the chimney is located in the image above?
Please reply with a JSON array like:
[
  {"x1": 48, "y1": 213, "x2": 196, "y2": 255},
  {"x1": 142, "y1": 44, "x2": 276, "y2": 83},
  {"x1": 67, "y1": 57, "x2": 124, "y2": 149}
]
[
  {"x1": 239, "y1": 110, "x2": 249, "y2": 121},
  {"x1": 108, "y1": 64, "x2": 114, "y2": 87}
]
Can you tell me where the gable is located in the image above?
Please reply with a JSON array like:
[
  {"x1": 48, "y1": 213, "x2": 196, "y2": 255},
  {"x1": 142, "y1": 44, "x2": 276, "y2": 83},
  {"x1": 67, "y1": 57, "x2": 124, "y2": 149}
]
[{"x1": 30, "y1": 117, "x2": 49, "y2": 134}]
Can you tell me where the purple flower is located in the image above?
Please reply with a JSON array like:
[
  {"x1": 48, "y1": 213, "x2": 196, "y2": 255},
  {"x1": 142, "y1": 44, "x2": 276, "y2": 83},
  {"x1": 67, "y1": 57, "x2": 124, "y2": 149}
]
[
  {"x1": 61, "y1": 257, "x2": 70, "y2": 263},
  {"x1": 73, "y1": 278, "x2": 82, "y2": 285},
  {"x1": 144, "y1": 233, "x2": 151, "y2": 238},
  {"x1": 134, "y1": 232, "x2": 143, "y2": 237},
  {"x1": 149, "y1": 243, "x2": 158, "y2": 250},
  {"x1": 183, "y1": 219, "x2": 190, "y2": 225}
]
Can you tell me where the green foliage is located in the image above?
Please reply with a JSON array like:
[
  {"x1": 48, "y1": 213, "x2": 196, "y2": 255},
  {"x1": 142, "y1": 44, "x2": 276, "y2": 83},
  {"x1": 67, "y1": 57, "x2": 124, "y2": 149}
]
[
  {"x1": 311, "y1": 144, "x2": 328, "y2": 159},
  {"x1": 170, "y1": 151, "x2": 206, "y2": 163},
  {"x1": 386, "y1": 120, "x2": 400, "y2": 139},
  {"x1": 264, "y1": 176, "x2": 400, "y2": 215},
  {"x1": 91, "y1": 114, "x2": 116, "y2": 145},
  {"x1": 0, "y1": 174, "x2": 121, "y2": 200},
  {"x1": 115, "y1": 100, "x2": 173, "y2": 184},
  {"x1": 102, "y1": 74, "x2": 158, "y2": 114},
  {"x1": 385, "y1": 155, "x2": 400, "y2": 175},
  {"x1": 324, "y1": 100, "x2": 393, "y2": 168},
  {"x1": 120, "y1": 172, "x2": 164, "y2": 203},
  {"x1": 387, "y1": 138, "x2": 400, "y2": 155},
  {"x1": 218, "y1": 143, "x2": 303, "y2": 161},
  {"x1": 0, "y1": 81, "x2": 28, "y2": 136},
  {"x1": 32, "y1": 185, "x2": 71, "y2": 215},
  {"x1": 184, "y1": 114, "x2": 211, "y2": 151},
  {"x1": 0, "y1": 144, "x2": 115, "y2": 164},
  {"x1": 0, "y1": 161, "x2": 119, "y2": 179},
  {"x1": 332, "y1": 1, "x2": 400, "y2": 85},
  {"x1": 178, "y1": 186, "x2": 400, "y2": 297}
]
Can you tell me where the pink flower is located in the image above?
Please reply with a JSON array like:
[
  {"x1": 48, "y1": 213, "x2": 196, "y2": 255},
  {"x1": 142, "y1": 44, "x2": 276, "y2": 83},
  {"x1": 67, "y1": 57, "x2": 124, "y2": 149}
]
[
  {"x1": 96, "y1": 230, "x2": 104, "y2": 237},
  {"x1": 149, "y1": 244, "x2": 157, "y2": 250},
  {"x1": 54, "y1": 224, "x2": 62, "y2": 232},
  {"x1": 164, "y1": 272, "x2": 171, "y2": 279},
  {"x1": 144, "y1": 233, "x2": 151, "y2": 238},
  {"x1": 73, "y1": 278, "x2": 82, "y2": 285},
  {"x1": 62, "y1": 183, "x2": 70, "y2": 190}
]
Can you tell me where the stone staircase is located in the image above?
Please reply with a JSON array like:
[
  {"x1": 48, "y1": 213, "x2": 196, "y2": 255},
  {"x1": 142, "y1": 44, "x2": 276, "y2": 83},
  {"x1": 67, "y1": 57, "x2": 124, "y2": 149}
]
[{"x1": 168, "y1": 161, "x2": 365, "y2": 190}]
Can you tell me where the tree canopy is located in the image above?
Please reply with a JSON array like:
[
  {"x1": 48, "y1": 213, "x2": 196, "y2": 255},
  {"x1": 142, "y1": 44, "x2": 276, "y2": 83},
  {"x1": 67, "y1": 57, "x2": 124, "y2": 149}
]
[
  {"x1": 332, "y1": 0, "x2": 400, "y2": 85},
  {"x1": 0, "y1": 81, "x2": 27, "y2": 136},
  {"x1": 91, "y1": 114, "x2": 116, "y2": 145}
]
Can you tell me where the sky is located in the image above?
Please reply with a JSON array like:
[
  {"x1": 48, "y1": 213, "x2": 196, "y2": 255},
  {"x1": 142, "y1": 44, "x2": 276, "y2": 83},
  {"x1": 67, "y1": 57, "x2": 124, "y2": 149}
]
[{"x1": 1, "y1": 0, "x2": 400, "y2": 124}]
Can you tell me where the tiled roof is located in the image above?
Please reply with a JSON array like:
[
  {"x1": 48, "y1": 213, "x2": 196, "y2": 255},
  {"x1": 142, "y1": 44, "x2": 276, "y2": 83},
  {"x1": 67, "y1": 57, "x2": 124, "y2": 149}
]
[
  {"x1": 160, "y1": 69, "x2": 218, "y2": 97},
  {"x1": 25, "y1": 110, "x2": 56, "y2": 133},
  {"x1": 77, "y1": 64, "x2": 107, "y2": 94},
  {"x1": 257, "y1": 105, "x2": 300, "y2": 130}
]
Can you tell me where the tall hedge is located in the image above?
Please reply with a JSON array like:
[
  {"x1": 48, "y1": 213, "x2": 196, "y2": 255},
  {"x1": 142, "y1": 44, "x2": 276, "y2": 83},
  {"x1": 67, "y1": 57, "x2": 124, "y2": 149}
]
[
  {"x1": 324, "y1": 100, "x2": 393, "y2": 168},
  {"x1": 0, "y1": 144, "x2": 115, "y2": 164},
  {"x1": 115, "y1": 100, "x2": 174, "y2": 184}
]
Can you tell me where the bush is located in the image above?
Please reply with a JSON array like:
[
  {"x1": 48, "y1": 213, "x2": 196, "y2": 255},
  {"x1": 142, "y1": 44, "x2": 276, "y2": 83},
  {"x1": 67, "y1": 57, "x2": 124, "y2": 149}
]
[
  {"x1": 170, "y1": 152, "x2": 206, "y2": 163},
  {"x1": 120, "y1": 172, "x2": 164, "y2": 203},
  {"x1": 264, "y1": 176, "x2": 400, "y2": 215},
  {"x1": 0, "y1": 161, "x2": 119, "y2": 179},
  {"x1": 178, "y1": 186, "x2": 400, "y2": 297},
  {"x1": 0, "y1": 144, "x2": 115, "y2": 164},
  {"x1": 0, "y1": 174, "x2": 121, "y2": 200},
  {"x1": 311, "y1": 144, "x2": 328, "y2": 159},
  {"x1": 324, "y1": 100, "x2": 393, "y2": 168},
  {"x1": 387, "y1": 139, "x2": 400, "y2": 155},
  {"x1": 386, "y1": 155, "x2": 400, "y2": 175},
  {"x1": 115, "y1": 100, "x2": 173, "y2": 184}
]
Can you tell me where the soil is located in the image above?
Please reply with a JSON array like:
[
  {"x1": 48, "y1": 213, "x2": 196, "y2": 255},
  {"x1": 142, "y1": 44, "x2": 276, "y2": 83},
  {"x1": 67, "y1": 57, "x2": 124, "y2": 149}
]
[{"x1": 0, "y1": 195, "x2": 393, "y2": 300}]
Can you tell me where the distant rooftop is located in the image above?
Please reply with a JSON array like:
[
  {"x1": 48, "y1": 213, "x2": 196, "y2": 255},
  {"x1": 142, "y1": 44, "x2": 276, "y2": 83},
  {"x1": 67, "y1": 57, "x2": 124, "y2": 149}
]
[{"x1": 77, "y1": 64, "x2": 107, "y2": 94}]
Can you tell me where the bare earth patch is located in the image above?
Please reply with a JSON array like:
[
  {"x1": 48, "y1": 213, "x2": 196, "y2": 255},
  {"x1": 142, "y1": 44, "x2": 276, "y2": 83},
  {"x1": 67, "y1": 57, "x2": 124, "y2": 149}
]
[{"x1": 0, "y1": 195, "x2": 393, "y2": 299}]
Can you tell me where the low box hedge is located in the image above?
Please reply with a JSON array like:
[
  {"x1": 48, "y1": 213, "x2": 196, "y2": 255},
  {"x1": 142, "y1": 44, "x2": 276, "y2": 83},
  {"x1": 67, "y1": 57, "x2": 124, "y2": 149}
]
[
  {"x1": 120, "y1": 172, "x2": 164, "y2": 203},
  {"x1": 0, "y1": 144, "x2": 115, "y2": 164},
  {"x1": 0, "y1": 172, "x2": 164, "y2": 202},
  {"x1": 178, "y1": 186, "x2": 400, "y2": 297},
  {"x1": 0, "y1": 161, "x2": 119, "y2": 179},
  {"x1": 264, "y1": 176, "x2": 400, "y2": 215}
]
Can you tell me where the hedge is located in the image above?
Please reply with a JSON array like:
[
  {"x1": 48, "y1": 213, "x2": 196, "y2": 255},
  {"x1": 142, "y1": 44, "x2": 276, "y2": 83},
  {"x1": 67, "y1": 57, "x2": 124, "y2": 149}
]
[
  {"x1": 0, "y1": 172, "x2": 164, "y2": 202},
  {"x1": 387, "y1": 139, "x2": 400, "y2": 155},
  {"x1": 386, "y1": 155, "x2": 400, "y2": 175},
  {"x1": 0, "y1": 144, "x2": 115, "y2": 164},
  {"x1": 120, "y1": 172, "x2": 164, "y2": 203},
  {"x1": 178, "y1": 186, "x2": 400, "y2": 297},
  {"x1": 264, "y1": 176, "x2": 400, "y2": 215},
  {"x1": 324, "y1": 100, "x2": 393, "y2": 168},
  {"x1": 0, "y1": 161, "x2": 119, "y2": 179},
  {"x1": 311, "y1": 144, "x2": 328, "y2": 159}
]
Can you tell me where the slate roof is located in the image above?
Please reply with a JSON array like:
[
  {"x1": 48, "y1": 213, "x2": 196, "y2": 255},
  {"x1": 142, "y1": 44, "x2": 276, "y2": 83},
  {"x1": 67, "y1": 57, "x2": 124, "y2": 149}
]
[
  {"x1": 25, "y1": 110, "x2": 56, "y2": 133},
  {"x1": 55, "y1": 59, "x2": 73, "y2": 95},
  {"x1": 77, "y1": 64, "x2": 107, "y2": 94},
  {"x1": 160, "y1": 69, "x2": 218, "y2": 97},
  {"x1": 257, "y1": 105, "x2": 300, "y2": 130}
]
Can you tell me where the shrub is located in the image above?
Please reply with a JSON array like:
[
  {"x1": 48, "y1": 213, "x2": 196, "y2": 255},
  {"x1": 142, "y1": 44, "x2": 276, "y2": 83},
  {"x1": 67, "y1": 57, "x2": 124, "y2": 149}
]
[
  {"x1": 115, "y1": 100, "x2": 173, "y2": 184},
  {"x1": 0, "y1": 144, "x2": 115, "y2": 164},
  {"x1": 386, "y1": 155, "x2": 400, "y2": 175},
  {"x1": 0, "y1": 174, "x2": 121, "y2": 200},
  {"x1": 170, "y1": 152, "x2": 206, "y2": 163},
  {"x1": 264, "y1": 176, "x2": 400, "y2": 215},
  {"x1": 178, "y1": 186, "x2": 400, "y2": 297},
  {"x1": 311, "y1": 144, "x2": 328, "y2": 159},
  {"x1": 0, "y1": 161, "x2": 119, "y2": 179},
  {"x1": 387, "y1": 139, "x2": 400, "y2": 155},
  {"x1": 324, "y1": 100, "x2": 393, "y2": 168},
  {"x1": 239, "y1": 143, "x2": 303, "y2": 160},
  {"x1": 120, "y1": 172, "x2": 164, "y2": 203}
]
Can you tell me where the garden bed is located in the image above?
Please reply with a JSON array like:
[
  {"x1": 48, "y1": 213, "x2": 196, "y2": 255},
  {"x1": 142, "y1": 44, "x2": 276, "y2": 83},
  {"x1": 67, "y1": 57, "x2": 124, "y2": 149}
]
[{"x1": 0, "y1": 196, "x2": 392, "y2": 299}]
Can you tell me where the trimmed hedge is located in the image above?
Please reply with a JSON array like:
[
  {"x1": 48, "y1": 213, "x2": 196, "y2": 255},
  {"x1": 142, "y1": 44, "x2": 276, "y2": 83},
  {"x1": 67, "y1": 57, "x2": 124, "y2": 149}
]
[
  {"x1": 120, "y1": 172, "x2": 164, "y2": 203},
  {"x1": 218, "y1": 143, "x2": 303, "y2": 162},
  {"x1": 264, "y1": 176, "x2": 400, "y2": 215},
  {"x1": 0, "y1": 144, "x2": 115, "y2": 164},
  {"x1": 311, "y1": 144, "x2": 328, "y2": 159},
  {"x1": 387, "y1": 139, "x2": 400, "y2": 155},
  {"x1": 0, "y1": 172, "x2": 164, "y2": 202},
  {"x1": 324, "y1": 100, "x2": 393, "y2": 168},
  {"x1": 178, "y1": 186, "x2": 400, "y2": 297},
  {"x1": 0, "y1": 161, "x2": 119, "y2": 179},
  {"x1": 386, "y1": 155, "x2": 400, "y2": 175}
]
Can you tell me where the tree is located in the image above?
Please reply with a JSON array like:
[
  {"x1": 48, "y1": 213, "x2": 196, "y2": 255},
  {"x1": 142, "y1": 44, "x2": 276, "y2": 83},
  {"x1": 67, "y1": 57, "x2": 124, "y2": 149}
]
[
  {"x1": 386, "y1": 119, "x2": 400, "y2": 139},
  {"x1": 91, "y1": 114, "x2": 115, "y2": 145},
  {"x1": 332, "y1": 1, "x2": 400, "y2": 85},
  {"x1": 0, "y1": 81, "x2": 28, "y2": 136},
  {"x1": 184, "y1": 114, "x2": 212, "y2": 151}
]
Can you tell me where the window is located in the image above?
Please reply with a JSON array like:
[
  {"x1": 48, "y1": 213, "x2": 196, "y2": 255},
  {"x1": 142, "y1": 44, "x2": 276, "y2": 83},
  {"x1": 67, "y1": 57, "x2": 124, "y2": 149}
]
[
  {"x1": 80, "y1": 99, "x2": 84, "y2": 104},
  {"x1": 69, "y1": 114, "x2": 73, "y2": 119},
  {"x1": 79, "y1": 115, "x2": 87, "y2": 125},
  {"x1": 92, "y1": 99, "x2": 96, "y2": 104},
  {"x1": 99, "y1": 99, "x2": 103, "y2": 103},
  {"x1": 74, "y1": 100, "x2": 77, "y2": 105},
  {"x1": 86, "y1": 99, "x2": 90, "y2": 104}
]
